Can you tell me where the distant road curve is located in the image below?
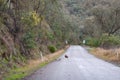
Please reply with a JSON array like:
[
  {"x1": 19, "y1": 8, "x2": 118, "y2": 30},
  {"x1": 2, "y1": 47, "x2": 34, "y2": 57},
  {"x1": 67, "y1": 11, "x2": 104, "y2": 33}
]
[{"x1": 23, "y1": 45, "x2": 120, "y2": 80}]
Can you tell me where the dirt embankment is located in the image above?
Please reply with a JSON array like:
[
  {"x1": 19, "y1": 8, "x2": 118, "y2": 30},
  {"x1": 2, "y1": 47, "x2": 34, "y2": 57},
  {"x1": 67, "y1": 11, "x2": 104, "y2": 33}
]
[
  {"x1": 90, "y1": 48, "x2": 120, "y2": 67},
  {"x1": 2, "y1": 47, "x2": 67, "y2": 80}
]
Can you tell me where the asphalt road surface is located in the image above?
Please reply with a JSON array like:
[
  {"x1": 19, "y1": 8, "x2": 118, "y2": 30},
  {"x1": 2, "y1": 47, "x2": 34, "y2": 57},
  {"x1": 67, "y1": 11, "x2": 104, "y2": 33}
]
[{"x1": 23, "y1": 46, "x2": 120, "y2": 80}]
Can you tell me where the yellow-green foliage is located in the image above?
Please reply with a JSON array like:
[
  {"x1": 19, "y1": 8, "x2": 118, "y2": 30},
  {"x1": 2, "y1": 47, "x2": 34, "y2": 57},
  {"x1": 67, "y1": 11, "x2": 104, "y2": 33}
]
[
  {"x1": 21, "y1": 11, "x2": 41, "y2": 27},
  {"x1": 30, "y1": 11, "x2": 41, "y2": 25}
]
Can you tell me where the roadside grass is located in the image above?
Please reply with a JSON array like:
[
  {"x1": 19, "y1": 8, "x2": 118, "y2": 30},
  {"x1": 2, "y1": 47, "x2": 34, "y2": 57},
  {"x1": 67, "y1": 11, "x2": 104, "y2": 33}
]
[
  {"x1": 89, "y1": 48, "x2": 120, "y2": 66},
  {"x1": 4, "y1": 61, "x2": 48, "y2": 80},
  {"x1": 3, "y1": 49, "x2": 65, "y2": 80}
]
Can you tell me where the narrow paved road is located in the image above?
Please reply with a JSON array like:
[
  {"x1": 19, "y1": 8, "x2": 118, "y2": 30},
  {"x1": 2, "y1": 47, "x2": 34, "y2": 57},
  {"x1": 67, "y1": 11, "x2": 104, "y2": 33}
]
[{"x1": 23, "y1": 46, "x2": 120, "y2": 80}]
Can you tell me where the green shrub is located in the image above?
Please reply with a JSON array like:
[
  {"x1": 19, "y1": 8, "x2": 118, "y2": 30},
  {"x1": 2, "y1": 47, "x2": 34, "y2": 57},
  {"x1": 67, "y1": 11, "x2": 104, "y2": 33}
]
[
  {"x1": 84, "y1": 35, "x2": 120, "y2": 47},
  {"x1": 23, "y1": 32, "x2": 36, "y2": 49},
  {"x1": 48, "y1": 45, "x2": 57, "y2": 53},
  {"x1": 85, "y1": 37, "x2": 101, "y2": 47},
  {"x1": 47, "y1": 32, "x2": 54, "y2": 41},
  {"x1": 100, "y1": 35, "x2": 120, "y2": 45}
]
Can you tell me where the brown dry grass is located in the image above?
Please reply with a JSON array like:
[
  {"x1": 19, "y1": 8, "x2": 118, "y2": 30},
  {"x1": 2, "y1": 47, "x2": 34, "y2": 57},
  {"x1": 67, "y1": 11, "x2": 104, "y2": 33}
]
[
  {"x1": 23, "y1": 49, "x2": 65, "y2": 72},
  {"x1": 90, "y1": 48, "x2": 120, "y2": 62},
  {"x1": 28, "y1": 49, "x2": 65, "y2": 65}
]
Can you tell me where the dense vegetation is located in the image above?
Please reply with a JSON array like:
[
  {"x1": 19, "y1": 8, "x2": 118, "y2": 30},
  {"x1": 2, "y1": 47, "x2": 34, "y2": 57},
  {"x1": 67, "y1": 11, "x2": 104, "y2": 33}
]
[
  {"x1": 0, "y1": 0, "x2": 79, "y2": 75},
  {"x1": 0, "y1": 0, "x2": 120, "y2": 78},
  {"x1": 62, "y1": 0, "x2": 120, "y2": 47}
]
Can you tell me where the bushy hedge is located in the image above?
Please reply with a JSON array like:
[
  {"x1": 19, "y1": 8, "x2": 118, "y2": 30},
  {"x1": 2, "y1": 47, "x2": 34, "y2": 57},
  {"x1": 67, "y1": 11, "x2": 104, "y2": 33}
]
[
  {"x1": 85, "y1": 35, "x2": 120, "y2": 47},
  {"x1": 85, "y1": 37, "x2": 101, "y2": 47},
  {"x1": 100, "y1": 35, "x2": 120, "y2": 46}
]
